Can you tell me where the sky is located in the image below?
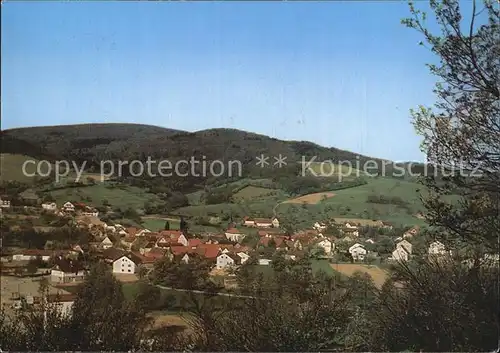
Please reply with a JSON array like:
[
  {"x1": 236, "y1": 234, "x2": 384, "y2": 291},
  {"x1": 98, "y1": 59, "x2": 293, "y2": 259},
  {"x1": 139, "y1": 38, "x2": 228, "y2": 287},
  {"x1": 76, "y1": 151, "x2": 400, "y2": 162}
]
[{"x1": 2, "y1": 1, "x2": 471, "y2": 162}]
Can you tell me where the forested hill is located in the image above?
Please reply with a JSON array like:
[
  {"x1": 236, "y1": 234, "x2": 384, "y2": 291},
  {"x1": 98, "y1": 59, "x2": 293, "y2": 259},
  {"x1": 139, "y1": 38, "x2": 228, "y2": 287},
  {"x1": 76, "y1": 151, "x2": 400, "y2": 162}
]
[
  {"x1": 2, "y1": 123, "x2": 430, "y2": 194},
  {"x1": 2, "y1": 123, "x2": 388, "y2": 167}
]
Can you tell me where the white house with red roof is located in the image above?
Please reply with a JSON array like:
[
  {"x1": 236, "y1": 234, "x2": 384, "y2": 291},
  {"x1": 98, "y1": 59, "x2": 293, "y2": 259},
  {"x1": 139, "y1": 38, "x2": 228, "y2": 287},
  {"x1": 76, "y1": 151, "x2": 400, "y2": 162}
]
[{"x1": 224, "y1": 228, "x2": 246, "y2": 242}]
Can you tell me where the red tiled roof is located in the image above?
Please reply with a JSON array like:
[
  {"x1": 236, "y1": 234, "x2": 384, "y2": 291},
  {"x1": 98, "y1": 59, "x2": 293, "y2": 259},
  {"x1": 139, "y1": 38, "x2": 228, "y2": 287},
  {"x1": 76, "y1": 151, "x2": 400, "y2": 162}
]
[
  {"x1": 188, "y1": 239, "x2": 202, "y2": 247},
  {"x1": 197, "y1": 244, "x2": 221, "y2": 259},
  {"x1": 126, "y1": 227, "x2": 139, "y2": 237},
  {"x1": 257, "y1": 228, "x2": 284, "y2": 236},
  {"x1": 170, "y1": 246, "x2": 191, "y2": 256},
  {"x1": 145, "y1": 247, "x2": 167, "y2": 259},
  {"x1": 225, "y1": 228, "x2": 242, "y2": 234},
  {"x1": 160, "y1": 230, "x2": 183, "y2": 238}
]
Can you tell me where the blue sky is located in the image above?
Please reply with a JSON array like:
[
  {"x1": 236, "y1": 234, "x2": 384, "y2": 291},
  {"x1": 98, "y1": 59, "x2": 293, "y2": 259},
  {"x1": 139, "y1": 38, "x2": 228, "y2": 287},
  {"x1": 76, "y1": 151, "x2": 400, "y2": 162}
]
[{"x1": 2, "y1": 1, "x2": 469, "y2": 162}]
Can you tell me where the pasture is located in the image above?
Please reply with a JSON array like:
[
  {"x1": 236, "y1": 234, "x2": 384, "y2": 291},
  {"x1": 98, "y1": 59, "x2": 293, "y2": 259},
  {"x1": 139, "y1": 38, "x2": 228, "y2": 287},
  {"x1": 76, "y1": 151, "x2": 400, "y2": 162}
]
[
  {"x1": 1, "y1": 153, "x2": 41, "y2": 183},
  {"x1": 305, "y1": 162, "x2": 365, "y2": 181},
  {"x1": 276, "y1": 177, "x2": 428, "y2": 227},
  {"x1": 283, "y1": 192, "x2": 336, "y2": 205},
  {"x1": 141, "y1": 217, "x2": 181, "y2": 231},
  {"x1": 46, "y1": 184, "x2": 162, "y2": 210},
  {"x1": 232, "y1": 185, "x2": 279, "y2": 201}
]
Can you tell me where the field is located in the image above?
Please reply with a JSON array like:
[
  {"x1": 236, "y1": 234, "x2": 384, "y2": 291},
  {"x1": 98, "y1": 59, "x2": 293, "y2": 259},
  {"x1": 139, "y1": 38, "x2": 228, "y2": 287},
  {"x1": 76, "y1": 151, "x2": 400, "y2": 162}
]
[
  {"x1": 306, "y1": 162, "x2": 365, "y2": 181},
  {"x1": 0, "y1": 153, "x2": 111, "y2": 184},
  {"x1": 330, "y1": 263, "x2": 389, "y2": 288},
  {"x1": 232, "y1": 185, "x2": 279, "y2": 201},
  {"x1": 0, "y1": 153, "x2": 41, "y2": 183},
  {"x1": 284, "y1": 192, "x2": 336, "y2": 205},
  {"x1": 276, "y1": 177, "x2": 428, "y2": 227},
  {"x1": 46, "y1": 184, "x2": 163, "y2": 210},
  {"x1": 141, "y1": 217, "x2": 181, "y2": 232}
]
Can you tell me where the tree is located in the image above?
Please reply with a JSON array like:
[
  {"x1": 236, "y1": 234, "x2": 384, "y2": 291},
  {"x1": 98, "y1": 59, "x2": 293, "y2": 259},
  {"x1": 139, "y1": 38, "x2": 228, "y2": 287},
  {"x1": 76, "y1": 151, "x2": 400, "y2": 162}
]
[
  {"x1": 69, "y1": 263, "x2": 149, "y2": 350},
  {"x1": 403, "y1": 0, "x2": 499, "y2": 254},
  {"x1": 365, "y1": 258, "x2": 499, "y2": 351},
  {"x1": 357, "y1": 1, "x2": 500, "y2": 351},
  {"x1": 164, "y1": 221, "x2": 170, "y2": 230},
  {"x1": 179, "y1": 216, "x2": 188, "y2": 234},
  {"x1": 25, "y1": 259, "x2": 39, "y2": 275}
]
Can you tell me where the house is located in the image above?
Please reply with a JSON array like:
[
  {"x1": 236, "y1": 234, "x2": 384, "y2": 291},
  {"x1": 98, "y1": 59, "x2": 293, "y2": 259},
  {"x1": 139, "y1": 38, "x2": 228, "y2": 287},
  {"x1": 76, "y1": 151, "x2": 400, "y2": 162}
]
[
  {"x1": 139, "y1": 242, "x2": 156, "y2": 254},
  {"x1": 62, "y1": 202, "x2": 75, "y2": 212},
  {"x1": 100, "y1": 236, "x2": 113, "y2": 250},
  {"x1": 225, "y1": 228, "x2": 246, "y2": 242},
  {"x1": 136, "y1": 229, "x2": 151, "y2": 237},
  {"x1": 143, "y1": 247, "x2": 167, "y2": 260},
  {"x1": 12, "y1": 249, "x2": 61, "y2": 262},
  {"x1": 157, "y1": 230, "x2": 188, "y2": 246},
  {"x1": 428, "y1": 241, "x2": 447, "y2": 255},
  {"x1": 403, "y1": 226, "x2": 419, "y2": 239},
  {"x1": 396, "y1": 239, "x2": 413, "y2": 255},
  {"x1": 257, "y1": 228, "x2": 285, "y2": 237},
  {"x1": 197, "y1": 244, "x2": 221, "y2": 260},
  {"x1": 188, "y1": 238, "x2": 203, "y2": 247},
  {"x1": 41, "y1": 202, "x2": 57, "y2": 211},
  {"x1": 237, "y1": 252, "x2": 250, "y2": 264},
  {"x1": 258, "y1": 259, "x2": 271, "y2": 265},
  {"x1": 112, "y1": 253, "x2": 143, "y2": 274},
  {"x1": 317, "y1": 239, "x2": 334, "y2": 255},
  {"x1": 19, "y1": 189, "x2": 40, "y2": 205},
  {"x1": 50, "y1": 257, "x2": 86, "y2": 283},
  {"x1": 254, "y1": 218, "x2": 274, "y2": 228},
  {"x1": 81, "y1": 206, "x2": 99, "y2": 217},
  {"x1": 381, "y1": 221, "x2": 394, "y2": 229},
  {"x1": 101, "y1": 247, "x2": 127, "y2": 263},
  {"x1": 0, "y1": 197, "x2": 11, "y2": 208},
  {"x1": 216, "y1": 253, "x2": 242, "y2": 269},
  {"x1": 348, "y1": 243, "x2": 367, "y2": 261},
  {"x1": 259, "y1": 236, "x2": 286, "y2": 249},
  {"x1": 242, "y1": 217, "x2": 256, "y2": 227},
  {"x1": 344, "y1": 222, "x2": 359, "y2": 230},
  {"x1": 342, "y1": 227, "x2": 359, "y2": 237},
  {"x1": 313, "y1": 222, "x2": 327, "y2": 231},
  {"x1": 392, "y1": 246, "x2": 410, "y2": 262}
]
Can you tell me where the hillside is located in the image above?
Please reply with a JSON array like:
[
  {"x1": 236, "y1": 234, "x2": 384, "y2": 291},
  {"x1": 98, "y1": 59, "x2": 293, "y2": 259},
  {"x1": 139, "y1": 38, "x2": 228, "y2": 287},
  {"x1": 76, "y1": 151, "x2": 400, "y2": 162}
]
[
  {"x1": 2, "y1": 123, "x2": 395, "y2": 192},
  {"x1": 1, "y1": 123, "x2": 440, "y2": 227},
  {"x1": 3, "y1": 124, "x2": 387, "y2": 167}
]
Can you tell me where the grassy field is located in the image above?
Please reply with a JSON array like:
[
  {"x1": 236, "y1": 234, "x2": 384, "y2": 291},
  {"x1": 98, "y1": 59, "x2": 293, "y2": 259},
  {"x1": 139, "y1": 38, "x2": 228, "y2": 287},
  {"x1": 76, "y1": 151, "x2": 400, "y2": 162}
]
[
  {"x1": 232, "y1": 185, "x2": 280, "y2": 201},
  {"x1": 1, "y1": 153, "x2": 42, "y2": 183},
  {"x1": 306, "y1": 162, "x2": 365, "y2": 181},
  {"x1": 276, "y1": 176, "x2": 428, "y2": 227},
  {"x1": 0, "y1": 153, "x2": 110, "y2": 184},
  {"x1": 250, "y1": 260, "x2": 336, "y2": 279},
  {"x1": 141, "y1": 217, "x2": 181, "y2": 232},
  {"x1": 46, "y1": 183, "x2": 163, "y2": 210},
  {"x1": 283, "y1": 192, "x2": 336, "y2": 205},
  {"x1": 330, "y1": 263, "x2": 389, "y2": 288}
]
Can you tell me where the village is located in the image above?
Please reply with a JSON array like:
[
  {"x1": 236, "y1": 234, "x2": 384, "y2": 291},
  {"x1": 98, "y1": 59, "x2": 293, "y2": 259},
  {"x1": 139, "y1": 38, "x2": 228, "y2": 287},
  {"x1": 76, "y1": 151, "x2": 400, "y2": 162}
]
[{"x1": 0, "y1": 196, "x2": 464, "y2": 318}]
